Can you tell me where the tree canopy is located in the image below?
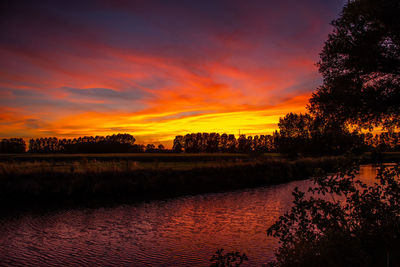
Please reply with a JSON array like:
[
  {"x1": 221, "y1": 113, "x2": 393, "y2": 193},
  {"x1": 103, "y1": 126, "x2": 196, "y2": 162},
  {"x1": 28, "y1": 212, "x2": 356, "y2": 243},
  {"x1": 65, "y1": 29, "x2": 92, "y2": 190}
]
[
  {"x1": 274, "y1": 113, "x2": 365, "y2": 156},
  {"x1": 309, "y1": 0, "x2": 400, "y2": 129},
  {"x1": 0, "y1": 138, "x2": 26, "y2": 153}
]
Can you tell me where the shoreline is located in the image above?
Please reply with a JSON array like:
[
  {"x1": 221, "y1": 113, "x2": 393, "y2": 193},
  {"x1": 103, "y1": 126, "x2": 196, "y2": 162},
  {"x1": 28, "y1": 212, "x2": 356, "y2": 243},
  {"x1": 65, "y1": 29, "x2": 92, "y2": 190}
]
[
  {"x1": 0, "y1": 156, "x2": 349, "y2": 215},
  {"x1": 1, "y1": 153, "x2": 398, "y2": 216}
]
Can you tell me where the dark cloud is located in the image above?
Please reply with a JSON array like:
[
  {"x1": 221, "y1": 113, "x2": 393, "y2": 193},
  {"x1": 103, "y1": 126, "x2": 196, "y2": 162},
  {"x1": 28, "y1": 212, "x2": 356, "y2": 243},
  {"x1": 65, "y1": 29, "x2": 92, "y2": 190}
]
[
  {"x1": 0, "y1": 0, "x2": 346, "y2": 141},
  {"x1": 1, "y1": 88, "x2": 147, "y2": 115},
  {"x1": 64, "y1": 87, "x2": 148, "y2": 101}
]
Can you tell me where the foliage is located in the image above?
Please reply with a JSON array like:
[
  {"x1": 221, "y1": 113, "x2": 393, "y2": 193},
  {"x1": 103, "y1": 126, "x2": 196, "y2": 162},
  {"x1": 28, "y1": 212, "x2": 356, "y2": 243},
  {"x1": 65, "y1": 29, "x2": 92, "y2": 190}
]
[
  {"x1": 309, "y1": 0, "x2": 400, "y2": 129},
  {"x1": 172, "y1": 127, "x2": 372, "y2": 156},
  {"x1": 0, "y1": 138, "x2": 26, "y2": 153},
  {"x1": 158, "y1": 144, "x2": 165, "y2": 151},
  {"x1": 363, "y1": 131, "x2": 400, "y2": 152},
  {"x1": 28, "y1": 134, "x2": 136, "y2": 153},
  {"x1": 172, "y1": 135, "x2": 184, "y2": 152},
  {"x1": 173, "y1": 133, "x2": 275, "y2": 154},
  {"x1": 210, "y1": 249, "x2": 248, "y2": 267},
  {"x1": 145, "y1": 144, "x2": 156, "y2": 152},
  {"x1": 274, "y1": 113, "x2": 365, "y2": 156},
  {"x1": 267, "y1": 163, "x2": 400, "y2": 266}
]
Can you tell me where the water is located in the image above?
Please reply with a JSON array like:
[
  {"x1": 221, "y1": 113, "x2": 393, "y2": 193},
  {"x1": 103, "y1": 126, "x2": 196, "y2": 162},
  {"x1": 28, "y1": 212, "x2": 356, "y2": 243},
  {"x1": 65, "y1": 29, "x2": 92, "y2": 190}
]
[{"x1": 0, "y1": 165, "x2": 384, "y2": 266}]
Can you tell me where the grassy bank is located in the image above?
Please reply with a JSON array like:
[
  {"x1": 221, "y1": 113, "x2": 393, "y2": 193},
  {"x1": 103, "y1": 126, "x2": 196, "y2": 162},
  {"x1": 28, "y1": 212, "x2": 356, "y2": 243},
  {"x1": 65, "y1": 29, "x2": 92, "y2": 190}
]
[
  {"x1": 0, "y1": 152, "x2": 282, "y2": 163},
  {"x1": 0, "y1": 156, "x2": 346, "y2": 213}
]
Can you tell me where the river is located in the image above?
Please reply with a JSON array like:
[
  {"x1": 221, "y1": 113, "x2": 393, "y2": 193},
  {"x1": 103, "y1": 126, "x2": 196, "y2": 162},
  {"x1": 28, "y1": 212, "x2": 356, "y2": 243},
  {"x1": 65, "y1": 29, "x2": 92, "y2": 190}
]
[{"x1": 0, "y1": 164, "x2": 384, "y2": 266}]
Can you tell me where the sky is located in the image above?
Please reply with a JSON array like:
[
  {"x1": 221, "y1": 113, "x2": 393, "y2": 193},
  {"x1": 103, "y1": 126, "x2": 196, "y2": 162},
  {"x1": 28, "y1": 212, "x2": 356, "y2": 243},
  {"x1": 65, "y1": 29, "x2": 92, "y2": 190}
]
[{"x1": 0, "y1": 0, "x2": 345, "y2": 146}]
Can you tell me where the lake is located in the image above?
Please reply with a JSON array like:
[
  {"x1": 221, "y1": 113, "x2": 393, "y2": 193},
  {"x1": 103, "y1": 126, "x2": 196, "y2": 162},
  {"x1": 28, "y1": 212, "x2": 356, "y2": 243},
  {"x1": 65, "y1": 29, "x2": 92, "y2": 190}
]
[{"x1": 0, "y1": 164, "x2": 382, "y2": 266}]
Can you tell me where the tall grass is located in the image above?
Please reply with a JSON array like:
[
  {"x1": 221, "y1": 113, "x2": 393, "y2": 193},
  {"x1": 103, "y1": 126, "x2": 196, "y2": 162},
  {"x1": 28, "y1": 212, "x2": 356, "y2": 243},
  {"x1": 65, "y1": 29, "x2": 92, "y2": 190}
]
[
  {"x1": 0, "y1": 156, "x2": 346, "y2": 212},
  {"x1": 0, "y1": 152, "x2": 258, "y2": 163}
]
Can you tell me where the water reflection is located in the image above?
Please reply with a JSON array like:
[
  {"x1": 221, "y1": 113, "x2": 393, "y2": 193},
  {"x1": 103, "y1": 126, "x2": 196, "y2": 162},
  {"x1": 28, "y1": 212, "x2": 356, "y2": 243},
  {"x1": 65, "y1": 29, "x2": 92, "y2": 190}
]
[{"x1": 0, "y1": 165, "x2": 381, "y2": 266}]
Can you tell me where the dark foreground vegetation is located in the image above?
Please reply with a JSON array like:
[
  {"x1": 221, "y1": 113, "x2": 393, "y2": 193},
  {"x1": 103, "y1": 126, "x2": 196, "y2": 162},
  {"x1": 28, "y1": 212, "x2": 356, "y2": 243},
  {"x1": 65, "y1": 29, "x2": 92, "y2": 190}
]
[
  {"x1": 211, "y1": 0, "x2": 400, "y2": 265},
  {"x1": 267, "y1": 163, "x2": 400, "y2": 267},
  {"x1": 0, "y1": 156, "x2": 345, "y2": 213}
]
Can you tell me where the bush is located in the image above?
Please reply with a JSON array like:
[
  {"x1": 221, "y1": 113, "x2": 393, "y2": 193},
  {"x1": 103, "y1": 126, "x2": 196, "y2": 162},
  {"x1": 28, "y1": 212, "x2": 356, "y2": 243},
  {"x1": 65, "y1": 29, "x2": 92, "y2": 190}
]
[
  {"x1": 210, "y1": 249, "x2": 248, "y2": 267},
  {"x1": 267, "y1": 163, "x2": 400, "y2": 266}
]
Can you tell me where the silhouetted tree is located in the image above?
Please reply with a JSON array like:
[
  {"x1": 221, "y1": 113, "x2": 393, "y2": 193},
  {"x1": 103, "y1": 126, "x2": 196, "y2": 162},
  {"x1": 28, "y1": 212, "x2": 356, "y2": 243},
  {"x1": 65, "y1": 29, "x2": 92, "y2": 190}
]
[
  {"x1": 309, "y1": 0, "x2": 400, "y2": 129},
  {"x1": 145, "y1": 144, "x2": 156, "y2": 153},
  {"x1": 28, "y1": 134, "x2": 137, "y2": 153},
  {"x1": 219, "y1": 133, "x2": 229, "y2": 152},
  {"x1": 183, "y1": 134, "x2": 197, "y2": 152},
  {"x1": 274, "y1": 113, "x2": 313, "y2": 156},
  {"x1": 226, "y1": 134, "x2": 237, "y2": 153},
  {"x1": 172, "y1": 132, "x2": 280, "y2": 153},
  {"x1": 173, "y1": 135, "x2": 184, "y2": 152},
  {"x1": 0, "y1": 138, "x2": 26, "y2": 153},
  {"x1": 236, "y1": 135, "x2": 251, "y2": 153},
  {"x1": 206, "y1": 133, "x2": 220, "y2": 152},
  {"x1": 129, "y1": 144, "x2": 145, "y2": 153},
  {"x1": 275, "y1": 113, "x2": 365, "y2": 156}
]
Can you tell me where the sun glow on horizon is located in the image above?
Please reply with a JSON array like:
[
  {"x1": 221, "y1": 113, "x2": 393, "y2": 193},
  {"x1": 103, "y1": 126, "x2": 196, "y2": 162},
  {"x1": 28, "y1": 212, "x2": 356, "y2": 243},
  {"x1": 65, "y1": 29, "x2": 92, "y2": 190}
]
[{"x1": 0, "y1": 1, "x2": 345, "y2": 145}]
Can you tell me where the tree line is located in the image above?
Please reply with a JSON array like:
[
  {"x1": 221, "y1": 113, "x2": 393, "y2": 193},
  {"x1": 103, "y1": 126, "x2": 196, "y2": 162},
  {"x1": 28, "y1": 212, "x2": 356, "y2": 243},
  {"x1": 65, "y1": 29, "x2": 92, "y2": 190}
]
[
  {"x1": 27, "y1": 134, "x2": 166, "y2": 153},
  {"x1": 0, "y1": 134, "x2": 164, "y2": 154},
  {"x1": 0, "y1": 128, "x2": 398, "y2": 154},
  {"x1": 0, "y1": 138, "x2": 26, "y2": 153},
  {"x1": 172, "y1": 133, "x2": 276, "y2": 154},
  {"x1": 172, "y1": 122, "x2": 399, "y2": 156},
  {"x1": 28, "y1": 134, "x2": 137, "y2": 153}
]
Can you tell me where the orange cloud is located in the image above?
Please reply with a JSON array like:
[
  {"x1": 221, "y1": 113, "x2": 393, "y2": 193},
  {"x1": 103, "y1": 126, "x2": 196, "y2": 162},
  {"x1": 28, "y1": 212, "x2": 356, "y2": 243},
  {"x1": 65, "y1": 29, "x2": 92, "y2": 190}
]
[
  {"x1": 0, "y1": 94, "x2": 309, "y2": 147},
  {"x1": 0, "y1": 1, "x2": 344, "y2": 144}
]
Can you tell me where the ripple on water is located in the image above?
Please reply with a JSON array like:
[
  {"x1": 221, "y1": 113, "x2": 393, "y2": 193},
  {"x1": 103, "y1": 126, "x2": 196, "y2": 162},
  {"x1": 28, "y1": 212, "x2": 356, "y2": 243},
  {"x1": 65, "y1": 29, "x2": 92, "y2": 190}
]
[{"x1": 0, "y1": 165, "x2": 379, "y2": 266}]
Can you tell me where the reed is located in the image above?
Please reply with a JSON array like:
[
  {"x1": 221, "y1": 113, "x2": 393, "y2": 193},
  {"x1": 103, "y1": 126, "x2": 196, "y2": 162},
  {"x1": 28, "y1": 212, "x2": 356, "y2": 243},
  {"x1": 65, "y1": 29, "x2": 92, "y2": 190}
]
[{"x1": 0, "y1": 156, "x2": 346, "y2": 212}]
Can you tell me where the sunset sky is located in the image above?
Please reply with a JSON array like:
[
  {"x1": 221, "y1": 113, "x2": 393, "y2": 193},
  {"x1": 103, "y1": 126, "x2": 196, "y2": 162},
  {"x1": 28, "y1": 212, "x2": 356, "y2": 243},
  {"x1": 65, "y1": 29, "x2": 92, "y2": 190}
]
[{"x1": 0, "y1": 0, "x2": 345, "y2": 146}]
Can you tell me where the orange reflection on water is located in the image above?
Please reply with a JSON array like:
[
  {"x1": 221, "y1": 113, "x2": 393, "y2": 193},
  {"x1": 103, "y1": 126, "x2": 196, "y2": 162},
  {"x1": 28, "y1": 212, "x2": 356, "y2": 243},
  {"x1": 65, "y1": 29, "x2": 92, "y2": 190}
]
[{"x1": 0, "y1": 165, "x2": 382, "y2": 265}]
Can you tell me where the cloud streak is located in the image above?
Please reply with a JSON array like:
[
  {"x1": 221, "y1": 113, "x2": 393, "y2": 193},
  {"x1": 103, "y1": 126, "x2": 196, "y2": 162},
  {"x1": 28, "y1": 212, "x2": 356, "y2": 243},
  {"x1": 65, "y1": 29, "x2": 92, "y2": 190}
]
[{"x1": 0, "y1": 0, "x2": 344, "y2": 146}]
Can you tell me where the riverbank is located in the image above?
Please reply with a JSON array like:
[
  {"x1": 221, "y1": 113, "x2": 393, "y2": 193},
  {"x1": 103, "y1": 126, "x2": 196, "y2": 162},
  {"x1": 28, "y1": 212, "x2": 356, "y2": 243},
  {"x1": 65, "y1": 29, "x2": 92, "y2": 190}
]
[
  {"x1": 0, "y1": 155, "x2": 348, "y2": 213},
  {"x1": 0, "y1": 152, "x2": 279, "y2": 163},
  {"x1": 0, "y1": 164, "x2": 392, "y2": 265}
]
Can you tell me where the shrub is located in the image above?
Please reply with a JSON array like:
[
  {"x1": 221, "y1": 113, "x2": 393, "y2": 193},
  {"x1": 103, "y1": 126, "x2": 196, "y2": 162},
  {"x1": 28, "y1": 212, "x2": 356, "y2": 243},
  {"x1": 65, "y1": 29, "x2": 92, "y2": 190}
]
[
  {"x1": 210, "y1": 249, "x2": 248, "y2": 267},
  {"x1": 267, "y1": 163, "x2": 400, "y2": 266}
]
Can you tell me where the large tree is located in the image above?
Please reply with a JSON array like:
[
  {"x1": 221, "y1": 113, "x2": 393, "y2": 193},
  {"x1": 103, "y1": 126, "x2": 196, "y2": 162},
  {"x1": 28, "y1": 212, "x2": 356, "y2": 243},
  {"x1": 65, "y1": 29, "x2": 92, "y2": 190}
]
[
  {"x1": 275, "y1": 113, "x2": 364, "y2": 156},
  {"x1": 309, "y1": 0, "x2": 400, "y2": 129}
]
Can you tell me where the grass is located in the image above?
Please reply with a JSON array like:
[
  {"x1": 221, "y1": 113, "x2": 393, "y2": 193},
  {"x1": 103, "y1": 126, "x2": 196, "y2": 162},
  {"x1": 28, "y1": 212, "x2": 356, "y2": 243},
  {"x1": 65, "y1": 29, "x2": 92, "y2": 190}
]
[
  {"x1": 0, "y1": 155, "x2": 283, "y2": 174},
  {"x1": 0, "y1": 155, "x2": 347, "y2": 213},
  {"x1": 0, "y1": 152, "x2": 283, "y2": 163}
]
